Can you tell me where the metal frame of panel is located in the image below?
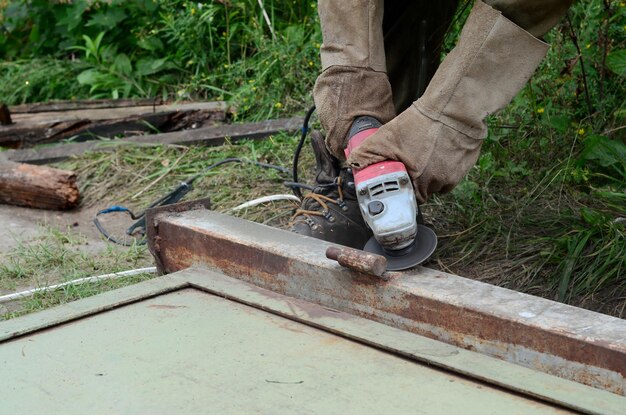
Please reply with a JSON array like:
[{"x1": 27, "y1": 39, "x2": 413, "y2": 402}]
[
  {"x1": 1, "y1": 267, "x2": 624, "y2": 414},
  {"x1": 145, "y1": 200, "x2": 626, "y2": 396}
]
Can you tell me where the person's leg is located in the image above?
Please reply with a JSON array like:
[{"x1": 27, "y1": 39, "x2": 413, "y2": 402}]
[
  {"x1": 347, "y1": 0, "x2": 573, "y2": 203},
  {"x1": 296, "y1": 1, "x2": 457, "y2": 248},
  {"x1": 383, "y1": 0, "x2": 459, "y2": 114},
  {"x1": 294, "y1": 1, "x2": 392, "y2": 248},
  {"x1": 313, "y1": 0, "x2": 395, "y2": 160}
]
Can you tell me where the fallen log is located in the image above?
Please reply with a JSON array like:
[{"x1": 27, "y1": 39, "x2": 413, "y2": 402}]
[
  {"x1": 0, "y1": 161, "x2": 79, "y2": 210},
  {"x1": 5, "y1": 117, "x2": 304, "y2": 165}
]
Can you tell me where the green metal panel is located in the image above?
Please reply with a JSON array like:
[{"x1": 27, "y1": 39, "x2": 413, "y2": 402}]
[{"x1": 0, "y1": 287, "x2": 571, "y2": 414}]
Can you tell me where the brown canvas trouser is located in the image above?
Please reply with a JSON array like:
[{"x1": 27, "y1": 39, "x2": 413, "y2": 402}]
[{"x1": 314, "y1": 0, "x2": 572, "y2": 202}]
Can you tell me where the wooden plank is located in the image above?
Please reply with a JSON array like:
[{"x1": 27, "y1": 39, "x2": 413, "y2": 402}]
[
  {"x1": 10, "y1": 101, "x2": 228, "y2": 124},
  {"x1": 9, "y1": 98, "x2": 164, "y2": 114},
  {"x1": 0, "y1": 101, "x2": 228, "y2": 148},
  {"x1": 4, "y1": 117, "x2": 303, "y2": 165}
]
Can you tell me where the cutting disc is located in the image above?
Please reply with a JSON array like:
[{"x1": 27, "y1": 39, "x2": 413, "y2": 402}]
[{"x1": 363, "y1": 224, "x2": 437, "y2": 271}]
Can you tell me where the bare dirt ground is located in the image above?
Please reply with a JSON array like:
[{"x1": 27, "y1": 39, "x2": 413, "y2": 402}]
[{"x1": 0, "y1": 205, "x2": 106, "y2": 254}]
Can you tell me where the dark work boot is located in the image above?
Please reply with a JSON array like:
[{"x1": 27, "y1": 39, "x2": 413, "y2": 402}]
[{"x1": 290, "y1": 131, "x2": 371, "y2": 249}]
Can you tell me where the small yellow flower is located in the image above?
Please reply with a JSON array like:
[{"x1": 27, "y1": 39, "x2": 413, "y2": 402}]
[
  {"x1": 536, "y1": 108, "x2": 544, "y2": 114},
  {"x1": 191, "y1": 8, "x2": 196, "y2": 15},
  {"x1": 308, "y1": 61, "x2": 314, "y2": 66},
  {"x1": 223, "y1": 64, "x2": 229, "y2": 68},
  {"x1": 252, "y1": 86, "x2": 257, "y2": 91},
  {"x1": 25, "y1": 80, "x2": 29, "y2": 85},
  {"x1": 578, "y1": 128, "x2": 585, "y2": 136},
  {"x1": 314, "y1": 43, "x2": 321, "y2": 49},
  {"x1": 274, "y1": 102, "x2": 283, "y2": 109},
  {"x1": 585, "y1": 43, "x2": 591, "y2": 49}
]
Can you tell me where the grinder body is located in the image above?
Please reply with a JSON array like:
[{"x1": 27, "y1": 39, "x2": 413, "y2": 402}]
[{"x1": 344, "y1": 117, "x2": 418, "y2": 252}]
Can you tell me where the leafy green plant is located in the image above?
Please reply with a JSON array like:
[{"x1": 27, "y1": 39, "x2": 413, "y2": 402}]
[
  {"x1": 70, "y1": 31, "x2": 175, "y2": 98},
  {"x1": 1, "y1": 0, "x2": 321, "y2": 110},
  {"x1": 578, "y1": 135, "x2": 626, "y2": 183}
]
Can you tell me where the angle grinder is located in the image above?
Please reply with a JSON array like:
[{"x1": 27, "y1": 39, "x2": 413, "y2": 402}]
[{"x1": 344, "y1": 116, "x2": 437, "y2": 271}]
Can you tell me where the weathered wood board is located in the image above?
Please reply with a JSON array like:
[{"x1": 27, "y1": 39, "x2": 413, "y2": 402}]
[
  {"x1": 4, "y1": 117, "x2": 304, "y2": 165},
  {"x1": 1, "y1": 101, "x2": 229, "y2": 148},
  {"x1": 9, "y1": 98, "x2": 163, "y2": 113}
]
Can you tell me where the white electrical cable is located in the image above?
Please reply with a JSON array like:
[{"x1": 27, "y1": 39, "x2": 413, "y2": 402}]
[
  {"x1": 228, "y1": 194, "x2": 300, "y2": 212},
  {"x1": 0, "y1": 267, "x2": 157, "y2": 304}
]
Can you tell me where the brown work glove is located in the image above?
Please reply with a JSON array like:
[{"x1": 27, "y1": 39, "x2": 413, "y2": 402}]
[
  {"x1": 347, "y1": 106, "x2": 483, "y2": 204},
  {"x1": 346, "y1": 1, "x2": 548, "y2": 203},
  {"x1": 313, "y1": 65, "x2": 396, "y2": 160}
]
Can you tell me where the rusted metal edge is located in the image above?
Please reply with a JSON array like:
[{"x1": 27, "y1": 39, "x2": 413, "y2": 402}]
[
  {"x1": 146, "y1": 208, "x2": 626, "y2": 396},
  {"x1": 146, "y1": 197, "x2": 212, "y2": 274},
  {"x1": 4, "y1": 117, "x2": 303, "y2": 165},
  {"x1": 1, "y1": 268, "x2": 623, "y2": 414}
]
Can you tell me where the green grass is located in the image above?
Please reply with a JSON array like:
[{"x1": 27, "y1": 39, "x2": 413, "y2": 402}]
[
  {"x1": 0, "y1": 59, "x2": 89, "y2": 104},
  {"x1": 0, "y1": 226, "x2": 149, "y2": 287},
  {"x1": 1, "y1": 273, "x2": 156, "y2": 320},
  {"x1": 60, "y1": 133, "x2": 312, "y2": 221},
  {"x1": 0, "y1": 0, "x2": 321, "y2": 119},
  {"x1": 0, "y1": 226, "x2": 153, "y2": 319}
]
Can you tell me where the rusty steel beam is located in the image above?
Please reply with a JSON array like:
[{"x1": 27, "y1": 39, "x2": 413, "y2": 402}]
[{"x1": 146, "y1": 204, "x2": 626, "y2": 396}]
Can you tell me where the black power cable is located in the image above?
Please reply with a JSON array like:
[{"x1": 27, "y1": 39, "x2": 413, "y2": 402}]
[{"x1": 290, "y1": 105, "x2": 316, "y2": 199}]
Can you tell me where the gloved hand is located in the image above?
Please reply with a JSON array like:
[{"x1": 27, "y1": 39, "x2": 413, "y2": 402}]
[
  {"x1": 313, "y1": 65, "x2": 396, "y2": 160},
  {"x1": 347, "y1": 104, "x2": 483, "y2": 204},
  {"x1": 347, "y1": 0, "x2": 548, "y2": 203}
]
